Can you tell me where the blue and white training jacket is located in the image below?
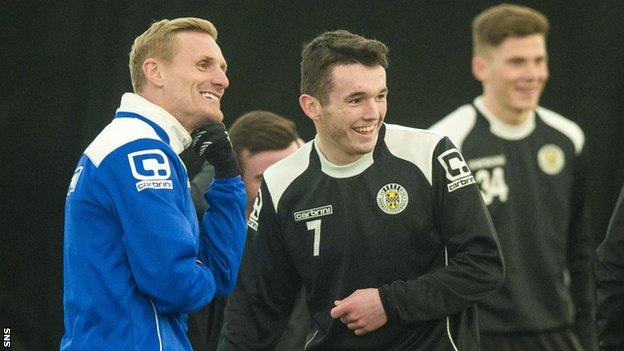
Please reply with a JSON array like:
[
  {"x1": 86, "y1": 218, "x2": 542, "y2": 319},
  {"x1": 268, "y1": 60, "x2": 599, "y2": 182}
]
[{"x1": 61, "y1": 93, "x2": 247, "y2": 350}]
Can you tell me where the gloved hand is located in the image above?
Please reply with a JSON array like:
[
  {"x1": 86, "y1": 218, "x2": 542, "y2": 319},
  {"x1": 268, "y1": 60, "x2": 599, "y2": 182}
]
[{"x1": 191, "y1": 123, "x2": 241, "y2": 179}]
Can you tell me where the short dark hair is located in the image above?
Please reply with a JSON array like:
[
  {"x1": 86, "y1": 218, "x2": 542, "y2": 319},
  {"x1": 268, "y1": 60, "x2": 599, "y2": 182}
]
[
  {"x1": 300, "y1": 30, "x2": 389, "y2": 105},
  {"x1": 228, "y1": 111, "x2": 300, "y2": 166},
  {"x1": 473, "y1": 4, "x2": 549, "y2": 57}
]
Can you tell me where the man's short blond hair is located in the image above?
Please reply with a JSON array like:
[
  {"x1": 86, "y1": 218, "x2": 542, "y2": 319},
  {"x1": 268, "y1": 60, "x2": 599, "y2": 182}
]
[
  {"x1": 472, "y1": 4, "x2": 549, "y2": 57},
  {"x1": 129, "y1": 17, "x2": 218, "y2": 93}
]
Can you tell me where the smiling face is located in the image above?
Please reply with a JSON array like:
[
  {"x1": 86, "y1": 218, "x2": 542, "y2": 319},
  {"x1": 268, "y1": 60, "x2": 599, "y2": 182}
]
[
  {"x1": 473, "y1": 34, "x2": 549, "y2": 124},
  {"x1": 158, "y1": 30, "x2": 229, "y2": 130},
  {"x1": 303, "y1": 63, "x2": 387, "y2": 165}
]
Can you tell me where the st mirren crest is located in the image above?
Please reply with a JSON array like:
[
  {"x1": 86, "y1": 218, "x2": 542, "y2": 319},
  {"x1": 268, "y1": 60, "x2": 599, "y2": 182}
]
[
  {"x1": 376, "y1": 183, "x2": 409, "y2": 215},
  {"x1": 537, "y1": 144, "x2": 565, "y2": 175}
]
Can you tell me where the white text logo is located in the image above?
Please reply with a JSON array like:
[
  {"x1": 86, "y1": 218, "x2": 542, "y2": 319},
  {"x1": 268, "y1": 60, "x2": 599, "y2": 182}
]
[
  {"x1": 438, "y1": 148, "x2": 475, "y2": 192},
  {"x1": 294, "y1": 205, "x2": 333, "y2": 222},
  {"x1": 248, "y1": 188, "x2": 262, "y2": 230},
  {"x1": 127, "y1": 149, "x2": 173, "y2": 191},
  {"x1": 67, "y1": 166, "x2": 83, "y2": 197}
]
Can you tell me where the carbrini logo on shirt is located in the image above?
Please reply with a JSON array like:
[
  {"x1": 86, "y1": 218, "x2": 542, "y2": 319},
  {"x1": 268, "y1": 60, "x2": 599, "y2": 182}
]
[{"x1": 127, "y1": 149, "x2": 174, "y2": 191}]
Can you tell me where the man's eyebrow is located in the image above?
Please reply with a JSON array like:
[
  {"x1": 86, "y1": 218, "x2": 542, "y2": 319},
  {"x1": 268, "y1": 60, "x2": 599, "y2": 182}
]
[
  {"x1": 345, "y1": 91, "x2": 366, "y2": 100},
  {"x1": 197, "y1": 56, "x2": 228, "y2": 72},
  {"x1": 345, "y1": 87, "x2": 387, "y2": 100}
]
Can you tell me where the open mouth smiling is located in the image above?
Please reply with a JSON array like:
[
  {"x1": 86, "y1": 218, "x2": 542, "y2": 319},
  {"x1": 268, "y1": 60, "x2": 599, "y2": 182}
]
[
  {"x1": 353, "y1": 125, "x2": 375, "y2": 134},
  {"x1": 200, "y1": 91, "x2": 220, "y2": 101}
]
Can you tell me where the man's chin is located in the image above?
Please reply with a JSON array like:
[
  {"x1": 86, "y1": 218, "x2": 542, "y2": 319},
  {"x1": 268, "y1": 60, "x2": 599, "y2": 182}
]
[
  {"x1": 202, "y1": 112, "x2": 224, "y2": 125},
  {"x1": 353, "y1": 143, "x2": 376, "y2": 155},
  {"x1": 514, "y1": 96, "x2": 541, "y2": 109}
]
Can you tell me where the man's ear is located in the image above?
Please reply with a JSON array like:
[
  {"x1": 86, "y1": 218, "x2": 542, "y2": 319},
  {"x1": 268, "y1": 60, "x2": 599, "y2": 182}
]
[
  {"x1": 299, "y1": 94, "x2": 321, "y2": 121},
  {"x1": 143, "y1": 58, "x2": 165, "y2": 88},
  {"x1": 472, "y1": 56, "x2": 487, "y2": 83}
]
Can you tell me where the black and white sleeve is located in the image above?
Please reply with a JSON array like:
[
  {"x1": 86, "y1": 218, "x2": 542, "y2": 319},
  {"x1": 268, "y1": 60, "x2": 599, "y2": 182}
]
[{"x1": 379, "y1": 136, "x2": 504, "y2": 323}]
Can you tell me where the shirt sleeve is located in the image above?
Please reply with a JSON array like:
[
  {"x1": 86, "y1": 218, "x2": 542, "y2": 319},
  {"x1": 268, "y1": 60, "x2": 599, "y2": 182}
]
[
  {"x1": 219, "y1": 183, "x2": 302, "y2": 350},
  {"x1": 567, "y1": 149, "x2": 598, "y2": 351},
  {"x1": 190, "y1": 159, "x2": 246, "y2": 297},
  {"x1": 379, "y1": 136, "x2": 505, "y2": 323},
  {"x1": 198, "y1": 176, "x2": 247, "y2": 296},
  {"x1": 596, "y1": 185, "x2": 624, "y2": 350},
  {"x1": 99, "y1": 140, "x2": 234, "y2": 314}
]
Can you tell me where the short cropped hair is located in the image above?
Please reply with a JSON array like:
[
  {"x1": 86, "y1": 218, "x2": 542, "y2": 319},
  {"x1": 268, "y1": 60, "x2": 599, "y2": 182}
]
[
  {"x1": 300, "y1": 30, "x2": 389, "y2": 105},
  {"x1": 129, "y1": 17, "x2": 218, "y2": 93},
  {"x1": 228, "y1": 111, "x2": 300, "y2": 167},
  {"x1": 472, "y1": 4, "x2": 549, "y2": 57}
]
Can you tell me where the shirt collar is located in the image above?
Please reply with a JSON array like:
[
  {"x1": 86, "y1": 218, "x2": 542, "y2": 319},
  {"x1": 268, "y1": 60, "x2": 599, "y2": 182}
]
[
  {"x1": 474, "y1": 96, "x2": 536, "y2": 140},
  {"x1": 116, "y1": 93, "x2": 192, "y2": 154},
  {"x1": 314, "y1": 136, "x2": 374, "y2": 178}
]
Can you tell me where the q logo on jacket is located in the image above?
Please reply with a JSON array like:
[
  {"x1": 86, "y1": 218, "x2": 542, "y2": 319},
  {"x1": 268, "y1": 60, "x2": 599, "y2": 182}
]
[{"x1": 127, "y1": 149, "x2": 173, "y2": 191}]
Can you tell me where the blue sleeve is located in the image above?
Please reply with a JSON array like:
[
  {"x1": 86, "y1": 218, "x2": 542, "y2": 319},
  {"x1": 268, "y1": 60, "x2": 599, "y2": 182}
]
[
  {"x1": 100, "y1": 140, "x2": 218, "y2": 314},
  {"x1": 198, "y1": 176, "x2": 247, "y2": 296}
]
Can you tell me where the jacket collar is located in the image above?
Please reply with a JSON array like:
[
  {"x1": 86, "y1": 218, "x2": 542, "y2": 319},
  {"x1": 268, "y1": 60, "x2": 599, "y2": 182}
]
[
  {"x1": 116, "y1": 93, "x2": 192, "y2": 154},
  {"x1": 474, "y1": 96, "x2": 536, "y2": 140}
]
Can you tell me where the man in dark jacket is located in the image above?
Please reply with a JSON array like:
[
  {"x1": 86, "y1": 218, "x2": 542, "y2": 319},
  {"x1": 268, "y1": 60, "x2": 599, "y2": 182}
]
[
  {"x1": 188, "y1": 111, "x2": 306, "y2": 351},
  {"x1": 596, "y1": 185, "x2": 624, "y2": 351},
  {"x1": 431, "y1": 4, "x2": 596, "y2": 351}
]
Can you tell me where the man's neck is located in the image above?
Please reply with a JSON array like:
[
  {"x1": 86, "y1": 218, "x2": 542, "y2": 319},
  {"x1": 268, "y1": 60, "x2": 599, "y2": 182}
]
[
  {"x1": 138, "y1": 90, "x2": 195, "y2": 133},
  {"x1": 482, "y1": 95, "x2": 531, "y2": 126},
  {"x1": 315, "y1": 137, "x2": 362, "y2": 166}
]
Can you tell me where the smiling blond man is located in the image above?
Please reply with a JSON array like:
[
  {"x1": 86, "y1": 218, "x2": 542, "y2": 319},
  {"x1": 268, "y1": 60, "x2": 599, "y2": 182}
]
[
  {"x1": 61, "y1": 18, "x2": 247, "y2": 350},
  {"x1": 431, "y1": 5, "x2": 596, "y2": 351}
]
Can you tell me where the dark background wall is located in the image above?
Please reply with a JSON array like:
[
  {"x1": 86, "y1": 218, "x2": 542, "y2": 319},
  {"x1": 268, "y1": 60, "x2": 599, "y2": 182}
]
[{"x1": 1, "y1": 1, "x2": 622, "y2": 349}]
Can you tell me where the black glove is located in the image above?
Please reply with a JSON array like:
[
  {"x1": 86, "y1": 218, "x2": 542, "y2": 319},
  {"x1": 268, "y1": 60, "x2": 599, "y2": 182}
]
[{"x1": 191, "y1": 123, "x2": 241, "y2": 179}]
